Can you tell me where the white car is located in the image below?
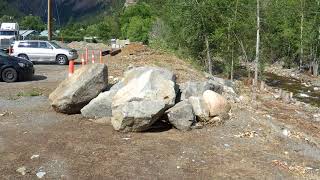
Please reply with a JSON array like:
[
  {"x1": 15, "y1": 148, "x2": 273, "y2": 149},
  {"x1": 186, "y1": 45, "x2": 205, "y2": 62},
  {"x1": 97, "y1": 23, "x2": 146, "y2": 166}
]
[{"x1": 11, "y1": 40, "x2": 78, "y2": 65}]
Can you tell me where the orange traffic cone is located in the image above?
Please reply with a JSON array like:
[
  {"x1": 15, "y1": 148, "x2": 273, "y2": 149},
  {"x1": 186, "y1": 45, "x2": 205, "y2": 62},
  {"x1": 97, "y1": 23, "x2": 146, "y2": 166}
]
[
  {"x1": 69, "y1": 60, "x2": 75, "y2": 77},
  {"x1": 85, "y1": 48, "x2": 88, "y2": 64},
  {"x1": 81, "y1": 53, "x2": 85, "y2": 66}
]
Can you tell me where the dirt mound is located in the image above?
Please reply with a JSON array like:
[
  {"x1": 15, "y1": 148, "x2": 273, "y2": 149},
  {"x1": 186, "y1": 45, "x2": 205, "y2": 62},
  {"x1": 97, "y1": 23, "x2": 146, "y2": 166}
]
[
  {"x1": 67, "y1": 41, "x2": 110, "y2": 50},
  {"x1": 121, "y1": 43, "x2": 147, "y2": 56}
]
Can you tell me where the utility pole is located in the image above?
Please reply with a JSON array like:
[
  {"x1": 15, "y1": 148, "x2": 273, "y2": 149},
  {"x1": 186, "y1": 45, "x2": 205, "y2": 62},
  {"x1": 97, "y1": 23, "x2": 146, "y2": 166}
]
[{"x1": 48, "y1": 0, "x2": 52, "y2": 41}]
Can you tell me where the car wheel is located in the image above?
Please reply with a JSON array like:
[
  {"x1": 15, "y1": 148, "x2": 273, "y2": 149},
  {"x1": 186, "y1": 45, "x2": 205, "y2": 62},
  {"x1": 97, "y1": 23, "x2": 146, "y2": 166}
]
[
  {"x1": 2, "y1": 68, "x2": 18, "y2": 83},
  {"x1": 18, "y1": 54, "x2": 29, "y2": 60},
  {"x1": 56, "y1": 55, "x2": 68, "y2": 65}
]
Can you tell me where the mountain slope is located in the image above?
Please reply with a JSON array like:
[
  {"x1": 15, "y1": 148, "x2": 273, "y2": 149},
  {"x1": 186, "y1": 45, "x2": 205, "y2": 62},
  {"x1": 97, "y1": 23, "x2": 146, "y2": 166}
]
[{"x1": 1, "y1": 0, "x2": 126, "y2": 24}]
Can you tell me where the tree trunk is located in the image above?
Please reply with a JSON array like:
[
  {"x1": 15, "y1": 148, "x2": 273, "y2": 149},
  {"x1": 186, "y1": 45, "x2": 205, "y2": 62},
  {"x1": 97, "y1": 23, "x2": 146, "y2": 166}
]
[
  {"x1": 231, "y1": 49, "x2": 234, "y2": 81},
  {"x1": 234, "y1": 33, "x2": 250, "y2": 78},
  {"x1": 300, "y1": 0, "x2": 305, "y2": 71},
  {"x1": 254, "y1": 0, "x2": 260, "y2": 87},
  {"x1": 205, "y1": 35, "x2": 212, "y2": 75},
  {"x1": 314, "y1": 61, "x2": 319, "y2": 76}
]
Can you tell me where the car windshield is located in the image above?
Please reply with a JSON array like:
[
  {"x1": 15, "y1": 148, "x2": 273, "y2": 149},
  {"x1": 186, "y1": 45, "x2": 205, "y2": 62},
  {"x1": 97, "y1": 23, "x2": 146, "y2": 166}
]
[
  {"x1": 0, "y1": 31, "x2": 15, "y2": 36},
  {"x1": 50, "y1": 41, "x2": 62, "y2": 49},
  {"x1": 0, "y1": 51, "x2": 8, "y2": 57}
]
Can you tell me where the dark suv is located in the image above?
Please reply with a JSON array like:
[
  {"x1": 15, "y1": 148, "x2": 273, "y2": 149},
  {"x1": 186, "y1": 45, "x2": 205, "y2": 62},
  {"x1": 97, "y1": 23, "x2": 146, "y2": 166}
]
[{"x1": 0, "y1": 51, "x2": 34, "y2": 82}]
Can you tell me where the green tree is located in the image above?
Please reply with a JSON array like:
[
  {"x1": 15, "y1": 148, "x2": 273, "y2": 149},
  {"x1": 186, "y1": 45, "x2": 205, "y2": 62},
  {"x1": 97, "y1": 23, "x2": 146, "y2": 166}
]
[
  {"x1": 20, "y1": 15, "x2": 45, "y2": 31},
  {"x1": 120, "y1": 2, "x2": 154, "y2": 43}
]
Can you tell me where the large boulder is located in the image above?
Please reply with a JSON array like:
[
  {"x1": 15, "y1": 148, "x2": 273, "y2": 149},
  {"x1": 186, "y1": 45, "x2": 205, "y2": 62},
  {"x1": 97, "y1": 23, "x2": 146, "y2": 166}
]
[
  {"x1": 111, "y1": 67, "x2": 177, "y2": 132},
  {"x1": 112, "y1": 67, "x2": 176, "y2": 108},
  {"x1": 81, "y1": 82, "x2": 124, "y2": 119},
  {"x1": 111, "y1": 100, "x2": 166, "y2": 132},
  {"x1": 80, "y1": 91, "x2": 116, "y2": 119},
  {"x1": 123, "y1": 66, "x2": 176, "y2": 84},
  {"x1": 188, "y1": 96, "x2": 210, "y2": 121},
  {"x1": 180, "y1": 80, "x2": 223, "y2": 100},
  {"x1": 49, "y1": 64, "x2": 108, "y2": 114},
  {"x1": 203, "y1": 90, "x2": 231, "y2": 117},
  {"x1": 166, "y1": 100, "x2": 195, "y2": 131}
]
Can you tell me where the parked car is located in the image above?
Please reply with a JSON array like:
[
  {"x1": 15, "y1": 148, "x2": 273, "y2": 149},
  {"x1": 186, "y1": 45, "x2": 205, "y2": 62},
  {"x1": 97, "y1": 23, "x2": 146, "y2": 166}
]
[
  {"x1": 0, "y1": 51, "x2": 34, "y2": 83},
  {"x1": 11, "y1": 40, "x2": 78, "y2": 65}
]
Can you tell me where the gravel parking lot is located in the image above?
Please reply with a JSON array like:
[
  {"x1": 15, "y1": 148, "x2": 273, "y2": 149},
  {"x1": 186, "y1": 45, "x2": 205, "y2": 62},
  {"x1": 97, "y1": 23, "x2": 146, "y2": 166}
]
[{"x1": 0, "y1": 58, "x2": 319, "y2": 179}]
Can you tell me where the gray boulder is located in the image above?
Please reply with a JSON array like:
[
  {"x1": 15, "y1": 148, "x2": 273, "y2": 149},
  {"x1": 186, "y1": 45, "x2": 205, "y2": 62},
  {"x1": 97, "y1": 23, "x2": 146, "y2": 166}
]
[
  {"x1": 123, "y1": 66, "x2": 176, "y2": 84},
  {"x1": 111, "y1": 67, "x2": 177, "y2": 132},
  {"x1": 204, "y1": 73, "x2": 234, "y2": 87},
  {"x1": 180, "y1": 80, "x2": 223, "y2": 100},
  {"x1": 112, "y1": 67, "x2": 176, "y2": 108},
  {"x1": 188, "y1": 96, "x2": 210, "y2": 121},
  {"x1": 81, "y1": 91, "x2": 117, "y2": 119},
  {"x1": 49, "y1": 64, "x2": 108, "y2": 114},
  {"x1": 166, "y1": 100, "x2": 195, "y2": 131},
  {"x1": 111, "y1": 100, "x2": 166, "y2": 132},
  {"x1": 81, "y1": 82, "x2": 124, "y2": 119}
]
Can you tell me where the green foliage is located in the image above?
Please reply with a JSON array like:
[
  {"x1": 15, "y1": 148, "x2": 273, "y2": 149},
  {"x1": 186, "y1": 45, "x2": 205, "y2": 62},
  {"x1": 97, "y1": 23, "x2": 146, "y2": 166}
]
[
  {"x1": 120, "y1": 2, "x2": 154, "y2": 43},
  {"x1": 20, "y1": 15, "x2": 45, "y2": 31},
  {"x1": 142, "y1": 0, "x2": 320, "y2": 77}
]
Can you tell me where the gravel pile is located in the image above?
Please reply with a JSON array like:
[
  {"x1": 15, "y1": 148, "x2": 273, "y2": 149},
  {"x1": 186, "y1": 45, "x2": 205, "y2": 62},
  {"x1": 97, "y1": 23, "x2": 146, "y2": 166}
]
[{"x1": 67, "y1": 41, "x2": 110, "y2": 50}]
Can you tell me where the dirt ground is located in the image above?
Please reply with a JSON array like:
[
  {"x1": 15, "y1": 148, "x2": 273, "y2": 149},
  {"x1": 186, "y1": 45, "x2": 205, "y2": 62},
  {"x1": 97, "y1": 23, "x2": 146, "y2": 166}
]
[{"x1": 0, "y1": 46, "x2": 320, "y2": 179}]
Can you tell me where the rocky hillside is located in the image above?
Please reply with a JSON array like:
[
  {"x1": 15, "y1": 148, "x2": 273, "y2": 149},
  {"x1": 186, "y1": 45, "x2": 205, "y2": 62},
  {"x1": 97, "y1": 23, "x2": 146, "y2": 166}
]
[{"x1": 1, "y1": 0, "x2": 126, "y2": 24}]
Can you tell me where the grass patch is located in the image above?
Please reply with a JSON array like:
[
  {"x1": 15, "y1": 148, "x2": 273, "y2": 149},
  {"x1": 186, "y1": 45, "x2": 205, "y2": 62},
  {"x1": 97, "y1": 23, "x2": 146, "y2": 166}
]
[{"x1": 16, "y1": 88, "x2": 42, "y2": 97}]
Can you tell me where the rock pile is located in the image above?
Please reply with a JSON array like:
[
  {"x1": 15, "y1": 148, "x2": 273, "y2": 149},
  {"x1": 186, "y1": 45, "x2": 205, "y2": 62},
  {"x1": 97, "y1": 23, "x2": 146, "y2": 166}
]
[{"x1": 50, "y1": 65, "x2": 234, "y2": 132}]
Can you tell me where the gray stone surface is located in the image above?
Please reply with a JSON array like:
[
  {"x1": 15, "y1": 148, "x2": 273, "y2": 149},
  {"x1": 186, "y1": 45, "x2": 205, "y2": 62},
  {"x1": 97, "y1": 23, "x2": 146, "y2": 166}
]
[
  {"x1": 180, "y1": 80, "x2": 223, "y2": 100},
  {"x1": 166, "y1": 100, "x2": 195, "y2": 131},
  {"x1": 188, "y1": 96, "x2": 210, "y2": 121},
  {"x1": 112, "y1": 67, "x2": 176, "y2": 108},
  {"x1": 49, "y1": 64, "x2": 108, "y2": 114},
  {"x1": 81, "y1": 82, "x2": 124, "y2": 119},
  {"x1": 81, "y1": 90, "x2": 117, "y2": 119},
  {"x1": 111, "y1": 67, "x2": 177, "y2": 132},
  {"x1": 111, "y1": 100, "x2": 166, "y2": 132},
  {"x1": 123, "y1": 66, "x2": 176, "y2": 84}
]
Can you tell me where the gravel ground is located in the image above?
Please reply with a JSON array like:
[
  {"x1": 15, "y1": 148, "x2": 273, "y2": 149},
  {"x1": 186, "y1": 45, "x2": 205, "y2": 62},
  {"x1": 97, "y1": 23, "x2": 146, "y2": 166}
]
[{"x1": 0, "y1": 50, "x2": 320, "y2": 179}]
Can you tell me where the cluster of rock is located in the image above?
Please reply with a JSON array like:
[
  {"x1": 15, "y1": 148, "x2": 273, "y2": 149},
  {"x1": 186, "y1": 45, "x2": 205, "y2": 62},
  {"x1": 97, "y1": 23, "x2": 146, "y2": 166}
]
[{"x1": 49, "y1": 64, "x2": 233, "y2": 132}]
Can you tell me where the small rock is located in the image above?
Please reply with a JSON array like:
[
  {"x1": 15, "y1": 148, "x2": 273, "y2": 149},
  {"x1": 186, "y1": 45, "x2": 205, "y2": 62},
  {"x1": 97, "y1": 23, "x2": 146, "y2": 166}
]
[
  {"x1": 314, "y1": 87, "x2": 319, "y2": 91},
  {"x1": 16, "y1": 166, "x2": 27, "y2": 175},
  {"x1": 30, "y1": 154, "x2": 40, "y2": 159},
  {"x1": 282, "y1": 128, "x2": 291, "y2": 137},
  {"x1": 298, "y1": 93, "x2": 310, "y2": 98},
  {"x1": 36, "y1": 171, "x2": 46, "y2": 179},
  {"x1": 191, "y1": 122, "x2": 204, "y2": 129},
  {"x1": 224, "y1": 144, "x2": 230, "y2": 148}
]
